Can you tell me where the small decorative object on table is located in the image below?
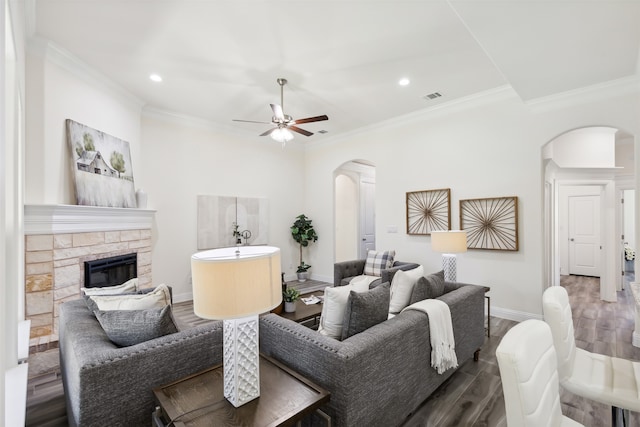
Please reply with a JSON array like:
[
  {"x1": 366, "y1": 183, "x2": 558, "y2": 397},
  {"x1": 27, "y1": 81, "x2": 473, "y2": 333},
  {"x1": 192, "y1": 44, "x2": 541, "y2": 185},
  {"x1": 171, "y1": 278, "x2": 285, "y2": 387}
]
[{"x1": 283, "y1": 287, "x2": 301, "y2": 313}]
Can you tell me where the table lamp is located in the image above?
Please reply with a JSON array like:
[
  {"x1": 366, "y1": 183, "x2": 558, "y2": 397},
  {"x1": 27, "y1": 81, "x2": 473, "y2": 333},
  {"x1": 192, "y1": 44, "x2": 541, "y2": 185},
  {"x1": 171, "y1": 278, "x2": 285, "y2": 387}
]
[
  {"x1": 191, "y1": 246, "x2": 282, "y2": 407},
  {"x1": 431, "y1": 230, "x2": 467, "y2": 282}
]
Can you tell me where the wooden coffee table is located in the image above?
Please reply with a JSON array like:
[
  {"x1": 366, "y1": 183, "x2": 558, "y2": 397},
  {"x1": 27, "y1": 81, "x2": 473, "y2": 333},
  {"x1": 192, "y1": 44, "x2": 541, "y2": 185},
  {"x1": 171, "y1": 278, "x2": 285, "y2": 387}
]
[
  {"x1": 153, "y1": 354, "x2": 330, "y2": 427},
  {"x1": 279, "y1": 291, "x2": 323, "y2": 327}
]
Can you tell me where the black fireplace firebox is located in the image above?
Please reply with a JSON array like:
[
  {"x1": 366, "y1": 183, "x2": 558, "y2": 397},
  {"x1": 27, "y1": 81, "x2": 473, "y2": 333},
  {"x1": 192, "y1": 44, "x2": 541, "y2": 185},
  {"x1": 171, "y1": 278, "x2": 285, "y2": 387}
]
[{"x1": 84, "y1": 253, "x2": 137, "y2": 288}]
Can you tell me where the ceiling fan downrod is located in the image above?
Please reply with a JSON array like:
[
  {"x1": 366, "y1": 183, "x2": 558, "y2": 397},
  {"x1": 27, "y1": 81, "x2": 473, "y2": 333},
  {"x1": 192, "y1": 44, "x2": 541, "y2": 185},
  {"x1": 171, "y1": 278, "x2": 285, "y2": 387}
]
[{"x1": 277, "y1": 78, "x2": 287, "y2": 113}]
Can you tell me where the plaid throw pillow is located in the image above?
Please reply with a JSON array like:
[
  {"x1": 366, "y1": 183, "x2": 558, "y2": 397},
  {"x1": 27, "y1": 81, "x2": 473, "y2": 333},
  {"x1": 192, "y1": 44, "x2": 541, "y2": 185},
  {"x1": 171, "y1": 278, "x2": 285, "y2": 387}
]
[{"x1": 364, "y1": 250, "x2": 396, "y2": 276}]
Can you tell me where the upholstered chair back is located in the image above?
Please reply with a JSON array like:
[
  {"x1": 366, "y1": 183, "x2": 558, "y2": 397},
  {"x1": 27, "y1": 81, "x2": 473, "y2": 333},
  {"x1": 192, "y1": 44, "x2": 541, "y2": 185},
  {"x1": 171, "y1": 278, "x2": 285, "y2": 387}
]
[
  {"x1": 542, "y1": 286, "x2": 577, "y2": 382},
  {"x1": 496, "y1": 319, "x2": 567, "y2": 427}
]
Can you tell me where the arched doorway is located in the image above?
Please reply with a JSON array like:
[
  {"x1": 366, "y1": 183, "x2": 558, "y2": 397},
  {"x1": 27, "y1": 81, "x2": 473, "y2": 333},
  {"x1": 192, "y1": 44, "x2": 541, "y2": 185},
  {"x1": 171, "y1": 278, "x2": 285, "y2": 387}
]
[
  {"x1": 334, "y1": 160, "x2": 376, "y2": 262},
  {"x1": 543, "y1": 126, "x2": 636, "y2": 302}
]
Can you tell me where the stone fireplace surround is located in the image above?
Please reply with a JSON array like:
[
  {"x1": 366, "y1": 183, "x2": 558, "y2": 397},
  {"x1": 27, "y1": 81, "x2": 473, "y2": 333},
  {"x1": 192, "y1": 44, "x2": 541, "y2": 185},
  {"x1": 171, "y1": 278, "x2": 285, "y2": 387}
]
[{"x1": 24, "y1": 204, "x2": 155, "y2": 353}]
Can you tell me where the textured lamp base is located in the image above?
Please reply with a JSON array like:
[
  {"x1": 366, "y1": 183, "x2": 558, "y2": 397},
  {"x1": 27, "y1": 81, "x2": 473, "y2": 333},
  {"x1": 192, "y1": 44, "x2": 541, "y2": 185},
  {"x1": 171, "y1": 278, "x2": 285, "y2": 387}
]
[
  {"x1": 442, "y1": 254, "x2": 457, "y2": 283},
  {"x1": 223, "y1": 315, "x2": 260, "y2": 407}
]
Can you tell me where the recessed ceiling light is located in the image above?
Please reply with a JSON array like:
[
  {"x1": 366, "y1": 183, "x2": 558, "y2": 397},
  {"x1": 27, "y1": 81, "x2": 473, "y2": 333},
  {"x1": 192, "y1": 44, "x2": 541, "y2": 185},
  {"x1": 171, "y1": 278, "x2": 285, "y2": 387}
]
[
  {"x1": 149, "y1": 74, "x2": 163, "y2": 82},
  {"x1": 398, "y1": 78, "x2": 410, "y2": 86}
]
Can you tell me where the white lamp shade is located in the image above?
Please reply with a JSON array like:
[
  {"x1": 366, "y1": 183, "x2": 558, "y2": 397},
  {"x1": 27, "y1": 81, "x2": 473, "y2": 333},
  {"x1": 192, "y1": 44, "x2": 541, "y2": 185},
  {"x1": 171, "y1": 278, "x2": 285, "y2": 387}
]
[
  {"x1": 191, "y1": 246, "x2": 282, "y2": 319},
  {"x1": 431, "y1": 230, "x2": 467, "y2": 254}
]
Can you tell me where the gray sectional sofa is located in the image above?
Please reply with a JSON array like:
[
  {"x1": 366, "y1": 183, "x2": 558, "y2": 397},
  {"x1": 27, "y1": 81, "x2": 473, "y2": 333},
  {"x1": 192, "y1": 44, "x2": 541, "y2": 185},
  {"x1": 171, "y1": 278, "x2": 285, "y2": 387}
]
[
  {"x1": 58, "y1": 299, "x2": 224, "y2": 427},
  {"x1": 260, "y1": 280, "x2": 486, "y2": 427},
  {"x1": 334, "y1": 258, "x2": 420, "y2": 287}
]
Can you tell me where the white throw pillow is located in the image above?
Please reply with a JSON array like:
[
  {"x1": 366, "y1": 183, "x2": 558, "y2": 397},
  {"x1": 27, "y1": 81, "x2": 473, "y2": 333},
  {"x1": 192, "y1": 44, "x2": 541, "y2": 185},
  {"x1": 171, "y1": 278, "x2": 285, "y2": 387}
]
[
  {"x1": 89, "y1": 284, "x2": 171, "y2": 310},
  {"x1": 318, "y1": 280, "x2": 370, "y2": 339},
  {"x1": 389, "y1": 265, "x2": 424, "y2": 314},
  {"x1": 82, "y1": 278, "x2": 139, "y2": 296}
]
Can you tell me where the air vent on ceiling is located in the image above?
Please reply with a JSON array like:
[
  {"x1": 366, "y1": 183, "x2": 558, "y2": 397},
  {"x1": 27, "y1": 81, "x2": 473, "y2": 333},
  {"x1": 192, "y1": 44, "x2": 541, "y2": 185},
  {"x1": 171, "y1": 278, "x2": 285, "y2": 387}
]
[{"x1": 423, "y1": 92, "x2": 442, "y2": 101}]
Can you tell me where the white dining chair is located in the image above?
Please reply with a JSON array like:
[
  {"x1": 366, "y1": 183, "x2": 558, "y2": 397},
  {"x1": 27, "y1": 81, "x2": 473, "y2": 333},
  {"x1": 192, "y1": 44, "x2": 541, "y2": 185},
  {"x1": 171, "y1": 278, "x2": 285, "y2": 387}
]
[
  {"x1": 496, "y1": 319, "x2": 583, "y2": 426},
  {"x1": 543, "y1": 286, "x2": 640, "y2": 426}
]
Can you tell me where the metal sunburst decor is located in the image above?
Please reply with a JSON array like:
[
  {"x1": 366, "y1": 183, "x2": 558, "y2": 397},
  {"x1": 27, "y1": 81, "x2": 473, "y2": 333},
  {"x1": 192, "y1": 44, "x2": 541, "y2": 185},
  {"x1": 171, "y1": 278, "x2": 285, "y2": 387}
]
[
  {"x1": 460, "y1": 196, "x2": 518, "y2": 251},
  {"x1": 406, "y1": 189, "x2": 451, "y2": 235}
]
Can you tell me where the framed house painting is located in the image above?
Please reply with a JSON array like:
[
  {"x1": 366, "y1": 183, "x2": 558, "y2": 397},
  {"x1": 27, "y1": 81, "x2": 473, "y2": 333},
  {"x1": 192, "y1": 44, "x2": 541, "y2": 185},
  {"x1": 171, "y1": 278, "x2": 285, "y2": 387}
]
[
  {"x1": 66, "y1": 119, "x2": 137, "y2": 208},
  {"x1": 406, "y1": 188, "x2": 451, "y2": 235},
  {"x1": 460, "y1": 196, "x2": 519, "y2": 251}
]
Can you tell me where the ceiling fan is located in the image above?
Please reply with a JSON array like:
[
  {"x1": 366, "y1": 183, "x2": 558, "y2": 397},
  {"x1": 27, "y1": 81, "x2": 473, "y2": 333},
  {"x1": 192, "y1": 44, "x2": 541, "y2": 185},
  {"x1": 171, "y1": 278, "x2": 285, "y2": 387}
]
[{"x1": 233, "y1": 78, "x2": 328, "y2": 144}]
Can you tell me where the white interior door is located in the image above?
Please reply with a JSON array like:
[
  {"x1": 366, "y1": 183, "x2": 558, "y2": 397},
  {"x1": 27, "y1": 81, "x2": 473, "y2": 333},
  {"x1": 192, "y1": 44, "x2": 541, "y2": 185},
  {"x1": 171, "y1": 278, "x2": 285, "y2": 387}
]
[
  {"x1": 569, "y1": 194, "x2": 601, "y2": 277},
  {"x1": 359, "y1": 179, "x2": 376, "y2": 258}
]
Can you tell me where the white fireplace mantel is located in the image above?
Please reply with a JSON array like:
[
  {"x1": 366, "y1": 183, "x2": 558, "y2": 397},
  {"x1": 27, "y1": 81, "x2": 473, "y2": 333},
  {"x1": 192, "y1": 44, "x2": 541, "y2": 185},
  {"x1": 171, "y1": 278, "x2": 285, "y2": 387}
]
[{"x1": 24, "y1": 204, "x2": 156, "y2": 235}]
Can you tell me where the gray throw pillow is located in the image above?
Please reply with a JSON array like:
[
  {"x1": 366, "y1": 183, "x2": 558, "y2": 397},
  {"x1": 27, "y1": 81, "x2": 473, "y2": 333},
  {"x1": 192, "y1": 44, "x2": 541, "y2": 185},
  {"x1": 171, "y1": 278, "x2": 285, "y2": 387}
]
[
  {"x1": 341, "y1": 282, "x2": 390, "y2": 340},
  {"x1": 94, "y1": 305, "x2": 178, "y2": 347},
  {"x1": 409, "y1": 270, "x2": 445, "y2": 304}
]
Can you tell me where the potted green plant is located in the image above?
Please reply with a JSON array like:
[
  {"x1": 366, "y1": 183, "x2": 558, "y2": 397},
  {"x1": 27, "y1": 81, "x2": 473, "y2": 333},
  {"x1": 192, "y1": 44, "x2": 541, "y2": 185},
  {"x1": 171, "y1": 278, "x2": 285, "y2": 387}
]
[
  {"x1": 291, "y1": 214, "x2": 318, "y2": 282},
  {"x1": 282, "y1": 287, "x2": 300, "y2": 313},
  {"x1": 625, "y1": 246, "x2": 635, "y2": 273}
]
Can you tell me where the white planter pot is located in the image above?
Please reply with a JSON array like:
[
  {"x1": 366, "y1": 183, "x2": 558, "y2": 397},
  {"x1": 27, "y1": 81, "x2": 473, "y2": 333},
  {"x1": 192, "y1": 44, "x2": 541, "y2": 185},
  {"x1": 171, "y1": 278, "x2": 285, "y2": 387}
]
[
  {"x1": 626, "y1": 259, "x2": 635, "y2": 273},
  {"x1": 284, "y1": 301, "x2": 296, "y2": 313},
  {"x1": 297, "y1": 272, "x2": 309, "y2": 282}
]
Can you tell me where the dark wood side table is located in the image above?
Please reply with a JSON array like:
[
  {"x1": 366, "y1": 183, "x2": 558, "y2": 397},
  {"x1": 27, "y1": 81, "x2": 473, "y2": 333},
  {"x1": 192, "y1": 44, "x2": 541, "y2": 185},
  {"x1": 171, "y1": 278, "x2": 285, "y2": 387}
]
[
  {"x1": 153, "y1": 354, "x2": 330, "y2": 427},
  {"x1": 279, "y1": 291, "x2": 324, "y2": 328}
]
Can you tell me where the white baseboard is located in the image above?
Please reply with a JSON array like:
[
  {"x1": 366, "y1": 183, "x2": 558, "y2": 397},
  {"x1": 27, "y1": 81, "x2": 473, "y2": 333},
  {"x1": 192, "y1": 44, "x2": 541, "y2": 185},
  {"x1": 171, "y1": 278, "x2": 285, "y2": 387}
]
[
  {"x1": 174, "y1": 291, "x2": 193, "y2": 304},
  {"x1": 5, "y1": 363, "x2": 28, "y2": 427},
  {"x1": 18, "y1": 320, "x2": 31, "y2": 363},
  {"x1": 283, "y1": 273, "x2": 332, "y2": 284},
  {"x1": 490, "y1": 306, "x2": 542, "y2": 322}
]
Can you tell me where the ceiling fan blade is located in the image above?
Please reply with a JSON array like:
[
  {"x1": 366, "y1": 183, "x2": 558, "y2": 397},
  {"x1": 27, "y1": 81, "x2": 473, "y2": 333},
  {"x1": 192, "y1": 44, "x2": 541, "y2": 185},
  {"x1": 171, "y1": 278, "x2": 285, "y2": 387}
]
[
  {"x1": 289, "y1": 125, "x2": 313, "y2": 137},
  {"x1": 259, "y1": 128, "x2": 277, "y2": 137},
  {"x1": 293, "y1": 115, "x2": 328, "y2": 125},
  {"x1": 232, "y1": 119, "x2": 272, "y2": 124},
  {"x1": 271, "y1": 104, "x2": 285, "y2": 121}
]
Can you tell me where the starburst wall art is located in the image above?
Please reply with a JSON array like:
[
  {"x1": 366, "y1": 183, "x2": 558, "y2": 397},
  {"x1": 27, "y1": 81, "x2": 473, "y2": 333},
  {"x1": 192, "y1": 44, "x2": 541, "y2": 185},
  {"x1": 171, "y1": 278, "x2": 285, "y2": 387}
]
[
  {"x1": 406, "y1": 189, "x2": 451, "y2": 235},
  {"x1": 460, "y1": 196, "x2": 519, "y2": 251}
]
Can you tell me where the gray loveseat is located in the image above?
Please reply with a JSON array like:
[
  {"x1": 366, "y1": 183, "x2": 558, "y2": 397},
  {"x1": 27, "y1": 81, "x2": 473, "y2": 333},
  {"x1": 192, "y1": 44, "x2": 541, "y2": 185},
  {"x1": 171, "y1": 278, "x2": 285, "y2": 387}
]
[
  {"x1": 260, "y1": 279, "x2": 485, "y2": 427},
  {"x1": 58, "y1": 299, "x2": 223, "y2": 427},
  {"x1": 334, "y1": 259, "x2": 420, "y2": 287}
]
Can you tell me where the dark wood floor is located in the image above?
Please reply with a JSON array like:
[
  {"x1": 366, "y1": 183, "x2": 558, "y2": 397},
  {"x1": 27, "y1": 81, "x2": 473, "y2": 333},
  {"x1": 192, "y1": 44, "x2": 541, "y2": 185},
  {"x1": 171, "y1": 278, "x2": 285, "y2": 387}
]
[{"x1": 25, "y1": 276, "x2": 640, "y2": 426}]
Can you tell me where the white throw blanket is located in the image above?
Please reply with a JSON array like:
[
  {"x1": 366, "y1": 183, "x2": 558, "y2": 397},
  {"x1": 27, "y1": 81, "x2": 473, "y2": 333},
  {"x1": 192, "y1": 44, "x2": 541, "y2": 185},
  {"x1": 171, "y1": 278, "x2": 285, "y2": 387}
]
[
  {"x1": 349, "y1": 275, "x2": 380, "y2": 288},
  {"x1": 402, "y1": 299, "x2": 458, "y2": 374}
]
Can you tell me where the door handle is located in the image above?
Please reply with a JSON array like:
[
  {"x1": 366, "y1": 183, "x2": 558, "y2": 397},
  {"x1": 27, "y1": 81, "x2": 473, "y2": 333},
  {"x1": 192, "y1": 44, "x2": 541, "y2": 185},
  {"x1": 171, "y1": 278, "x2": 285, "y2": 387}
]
[{"x1": 570, "y1": 238, "x2": 575, "y2": 242}]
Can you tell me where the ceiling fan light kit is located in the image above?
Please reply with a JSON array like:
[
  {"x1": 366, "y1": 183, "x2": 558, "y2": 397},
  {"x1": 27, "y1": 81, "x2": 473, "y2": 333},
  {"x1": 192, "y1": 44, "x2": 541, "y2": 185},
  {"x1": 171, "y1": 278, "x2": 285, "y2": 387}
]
[
  {"x1": 270, "y1": 128, "x2": 294, "y2": 147},
  {"x1": 233, "y1": 78, "x2": 328, "y2": 146}
]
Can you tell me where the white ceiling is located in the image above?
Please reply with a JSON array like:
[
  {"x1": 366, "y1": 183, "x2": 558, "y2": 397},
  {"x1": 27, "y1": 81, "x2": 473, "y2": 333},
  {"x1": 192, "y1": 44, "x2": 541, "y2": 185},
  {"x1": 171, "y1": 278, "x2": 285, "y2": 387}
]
[{"x1": 31, "y1": 0, "x2": 640, "y2": 142}]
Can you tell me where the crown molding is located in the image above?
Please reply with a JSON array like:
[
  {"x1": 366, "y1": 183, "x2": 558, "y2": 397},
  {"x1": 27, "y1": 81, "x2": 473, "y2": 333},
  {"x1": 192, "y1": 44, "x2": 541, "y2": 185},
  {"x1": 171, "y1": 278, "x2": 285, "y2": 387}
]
[
  {"x1": 24, "y1": 204, "x2": 155, "y2": 235},
  {"x1": 525, "y1": 75, "x2": 640, "y2": 113},
  {"x1": 307, "y1": 85, "x2": 518, "y2": 150},
  {"x1": 142, "y1": 106, "x2": 307, "y2": 151},
  {"x1": 27, "y1": 37, "x2": 145, "y2": 112}
]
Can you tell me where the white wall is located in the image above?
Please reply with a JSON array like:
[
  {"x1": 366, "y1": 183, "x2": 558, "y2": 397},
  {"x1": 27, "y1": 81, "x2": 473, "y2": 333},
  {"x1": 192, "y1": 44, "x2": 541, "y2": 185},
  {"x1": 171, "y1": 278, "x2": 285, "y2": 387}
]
[
  {"x1": 304, "y1": 85, "x2": 640, "y2": 319},
  {"x1": 140, "y1": 114, "x2": 306, "y2": 300},
  {"x1": 21, "y1": 35, "x2": 640, "y2": 320},
  {"x1": 25, "y1": 43, "x2": 143, "y2": 205},
  {"x1": 334, "y1": 173, "x2": 358, "y2": 262},
  {"x1": 23, "y1": 40, "x2": 308, "y2": 302},
  {"x1": 551, "y1": 126, "x2": 617, "y2": 168},
  {"x1": 624, "y1": 189, "x2": 636, "y2": 251},
  {"x1": 2, "y1": 0, "x2": 26, "y2": 423}
]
